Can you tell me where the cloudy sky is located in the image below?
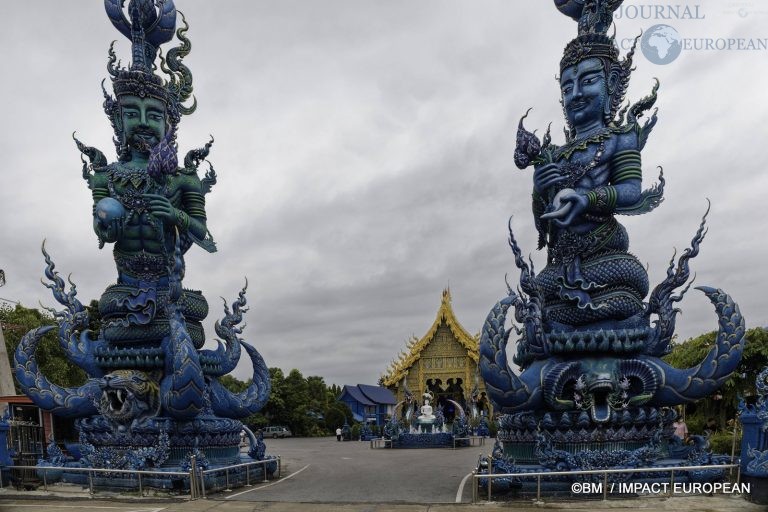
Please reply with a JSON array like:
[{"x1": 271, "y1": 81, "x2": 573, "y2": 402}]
[{"x1": 1, "y1": 1, "x2": 766, "y2": 388}]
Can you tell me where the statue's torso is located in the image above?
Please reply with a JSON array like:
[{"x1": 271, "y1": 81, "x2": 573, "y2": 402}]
[{"x1": 91, "y1": 163, "x2": 202, "y2": 281}]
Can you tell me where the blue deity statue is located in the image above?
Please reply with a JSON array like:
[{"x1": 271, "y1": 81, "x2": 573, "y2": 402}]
[
  {"x1": 480, "y1": 0, "x2": 745, "y2": 476},
  {"x1": 14, "y1": 0, "x2": 272, "y2": 476}
]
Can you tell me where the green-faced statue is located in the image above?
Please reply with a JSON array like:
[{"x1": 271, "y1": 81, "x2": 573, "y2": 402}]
[{"x1": 74, "y1": 7, "x2": 217, "y2": 348}]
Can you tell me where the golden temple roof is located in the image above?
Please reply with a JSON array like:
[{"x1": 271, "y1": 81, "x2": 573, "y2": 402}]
[{"x1": 380, "y1": 288, "x2": 479, "y2": 387}]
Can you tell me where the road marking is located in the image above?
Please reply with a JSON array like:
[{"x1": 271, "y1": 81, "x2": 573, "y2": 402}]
[
  {"x1": 7, "y1": 507, "x2": 163, "y2": 511},
  {"x1": 456, "y1": 472, "x2": 473, "y2": 503},
  {"x1": 224, "y1": 463, "x2": 311, "y2": 500}
]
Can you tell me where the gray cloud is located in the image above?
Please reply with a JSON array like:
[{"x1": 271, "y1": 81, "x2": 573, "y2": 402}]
[{"x1": 1, "y1": 2, "x2": 766, "y2": 387}]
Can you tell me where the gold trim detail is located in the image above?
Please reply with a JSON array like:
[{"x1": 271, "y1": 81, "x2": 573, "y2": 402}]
[{"x1": 381, "y1": 288, "x2": 480, "y2": 388}]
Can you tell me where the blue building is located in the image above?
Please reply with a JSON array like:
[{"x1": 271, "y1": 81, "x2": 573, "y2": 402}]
[{"x1": 338, "y1": 384, "x2": 396, "y2": 426}]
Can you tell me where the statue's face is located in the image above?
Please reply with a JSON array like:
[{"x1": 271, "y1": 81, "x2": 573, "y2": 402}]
[
  {"x1": 560, "y1": 57, "x2": 607, "y2": 131},
  {"x1": 119, "y1": 95, "x2": 167, "y2": 153}
]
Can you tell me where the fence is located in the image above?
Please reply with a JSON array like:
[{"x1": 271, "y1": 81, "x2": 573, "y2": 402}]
[
  {"x1": 0, "y1": 455, "x2": 281, "y2": 500},
  {"x1": 471, "y1": 460, "x2": 740, "y2": 503}
]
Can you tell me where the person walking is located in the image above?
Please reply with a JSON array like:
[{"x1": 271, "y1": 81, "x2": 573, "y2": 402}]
[{"x1": 336, "y1": 426, "x2": 342, "y2": 441}]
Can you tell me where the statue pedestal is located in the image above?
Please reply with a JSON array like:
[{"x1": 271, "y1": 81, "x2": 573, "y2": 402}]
[{"x1": 740, "y1": 404, "x2": 768, "y2": 505}]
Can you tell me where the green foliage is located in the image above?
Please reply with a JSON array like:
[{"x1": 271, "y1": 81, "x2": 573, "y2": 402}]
[
  {"x1": 85, "y1": 299, "x2": 102, "y2": 334},
  {"x1": 709, "y1": 429, "x2": 741, "y2": 456},
  {"x1": 665, "y1": 327, "x2": 768, "y2": 408},
  {"x1": 665, "y1": 327, "x2": 768, "y2": 430},
  {"x1": 324, "y1": 406, "x2": 347, "y2": 431},
  {"x1": 685, "y1": 415, "x2": 705, "y2": 435},
  {"x1": 351, "y1": 423, "x2": 361, "y2": 440},
  {"x1": 325, "y1": 401, "x2": 353, "y2": 430},
  {"x1": 258, "y1": 366, "x2": 348, "y2": 437},
  {"x1": 489, "y1": 420, "x2": 498, "y2": 438},
  {"x1": 219, "y1": 374, "x2": 250, "y2": 393},
  {"x1": 0, "y1": 303, "x2": 87, "y2": 392}
]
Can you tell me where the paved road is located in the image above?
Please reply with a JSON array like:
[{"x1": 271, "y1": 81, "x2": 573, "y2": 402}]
[
  {"x1": 0, "y1": 495, "x2": 762, "y2": 512},
  {"x1": 223, "y1": 436, "x2": 485, "y2": 503}
]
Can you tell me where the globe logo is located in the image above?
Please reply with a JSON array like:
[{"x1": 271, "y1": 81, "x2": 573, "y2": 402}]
[{"x1": 641, "y1": 24, "x2": 683, "y2": 65}]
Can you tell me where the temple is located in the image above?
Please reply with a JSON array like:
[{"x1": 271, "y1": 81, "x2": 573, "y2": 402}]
[
  {"x1": 338, "y1": 384, "x2": 396, "y2": 426},
  {"x1": 381, "y1": 289, "x2": 491, "y2": 422}
]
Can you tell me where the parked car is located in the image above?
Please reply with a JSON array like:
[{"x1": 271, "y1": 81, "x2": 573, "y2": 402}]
[{"x1": 263, "y1": 426, "x2": 292, "y2": 438}]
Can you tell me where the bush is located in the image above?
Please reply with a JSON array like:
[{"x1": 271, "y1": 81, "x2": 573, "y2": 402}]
[
  {"x1": 709, "y1": 430, "x2": 740, "y2": 456},
  {"x1": 306, "y1": 424, "x2": 328, "y2": 437},
  {"x1": 489, "y1": 420, "x2": 498, "y2": 438},
  {"x1": 685, "y1": 415, "x2": 706, "y2": 436},
  {"x1": 351, "y1": 424, "x2": 361, "y2": 440}
]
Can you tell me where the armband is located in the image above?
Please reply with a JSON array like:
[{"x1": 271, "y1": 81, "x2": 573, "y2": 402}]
[{"x1": 586, "y1": 186, "x2": 617, "y2": 212}]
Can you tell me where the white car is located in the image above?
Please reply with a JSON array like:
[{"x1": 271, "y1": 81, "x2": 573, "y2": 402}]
[{"x1": 263, "y1": 426, "x2": 292, "y2": 438}]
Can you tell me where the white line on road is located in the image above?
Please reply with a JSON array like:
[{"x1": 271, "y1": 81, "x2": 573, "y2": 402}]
[
  {"x1": 456, "y1": 472, "x2": 473, "y2": 503},
  {"x1": 8, "y1": 507, "x2": 164, "y2": 512},
  {"x1": 224, "y1": 463, "x2": 311, "y2": 500}
]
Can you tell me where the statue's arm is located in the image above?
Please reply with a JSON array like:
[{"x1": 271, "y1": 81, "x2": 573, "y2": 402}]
[
  {"x1": 585, "y1": 133, "x2": 642, "y2": 213},
  {"x1": 179, "y1": 176, "x2": 210, "y2": 241},
  {"x1": 178, "y1": 171, "x2": 216, "y2": 253},
  {"x1": 144, "y1": 170, "x2": 216, "y2": 252}
]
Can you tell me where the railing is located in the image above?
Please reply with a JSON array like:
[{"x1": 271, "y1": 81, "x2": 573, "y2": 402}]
[
  {"x1": 0, "y1": 464, "x2": 193, "y2": 499},
  {"x1": 197, "y1": 457, "x2": 281, "y2": 498},
  {"x1": 471, "y1": 460, "x2": 740, "y2": 503},
  {"x1": 0, "y1": 455, "x2": 281, "y2": 501},
  {"x1": 369, "y1": 438, "x2": 392, "y2": 449}
]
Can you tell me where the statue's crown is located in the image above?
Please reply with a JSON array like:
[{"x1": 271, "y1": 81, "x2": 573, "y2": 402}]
[
  {"x1": 104, "y1": 0, "x2": 196, "y2": 120},
  {"x1": 556, "y1": 0, "x2": 624, "y2": 72}
]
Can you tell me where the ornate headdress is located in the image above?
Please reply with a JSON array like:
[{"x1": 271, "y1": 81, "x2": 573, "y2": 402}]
[
  {"x1": 102, "y1": 0, "x2": 196, "y2": 155},
  {"x1": 557, "y1": 0, "x2": 624, "y2": 72},
  {"x1": 555, "y1": 0, "x2": 639, "y2": 127}
]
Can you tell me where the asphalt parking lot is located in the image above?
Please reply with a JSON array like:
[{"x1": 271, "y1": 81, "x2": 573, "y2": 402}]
[{"x1": 224, "y1": 436, "x2": 484, "y2": 503}]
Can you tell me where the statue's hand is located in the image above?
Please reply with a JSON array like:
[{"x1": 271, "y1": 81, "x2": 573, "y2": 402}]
[
  {"x1": 540, "y1": 188, "x2": 587, "y2": 228},
  {"x1": 533, "y1": 163, "x2": 566, "y2": 194},
  {"x1": 107, "y1": 217, "x2": 124, "y2": 241},
  {"x1": 145, "y1": 193, "x2": 176, "y2": 224},
  {"x1": 94, "y1": 215, "x2": 124, "y2": 243}
]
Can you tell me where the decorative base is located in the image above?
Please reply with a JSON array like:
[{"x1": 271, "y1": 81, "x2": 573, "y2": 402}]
[
  {"x1": 390, "y1": 432, "x2": 456, "y2": 448},
  {"x1": 31, "y1": 414, "x2": 275, "y2": 493},
  {"x1": 77, "y1": 414, "x2": 244, "y2": 468},
  {"x1": 479, "y1": 413, "x2": 731, "y2": 498}
]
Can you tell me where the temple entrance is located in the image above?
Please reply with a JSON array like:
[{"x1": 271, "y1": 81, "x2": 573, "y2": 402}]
[{"x1": 426, "y1": 378, "x2": 466, "y2": 422}]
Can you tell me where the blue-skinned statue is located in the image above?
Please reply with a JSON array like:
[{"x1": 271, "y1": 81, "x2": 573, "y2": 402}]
[
  {"x1": 14, "y1": 0, "x2": 273, "y2": 484},
  {"x1": 479, "y1": 0, "x2": 745, "y2": 487}
]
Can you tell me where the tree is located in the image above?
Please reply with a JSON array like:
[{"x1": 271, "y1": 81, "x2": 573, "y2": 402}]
[
  {"x1": 0, "y1": 303, "x2": 87, "y2": 392},
  {"x1": 324, "y1": 402, "x2": 353, "y2": 431},
  {"x1": 328, "y1": 383, "x2": 342, "y2": 402},
  {"x1": 262, "y1": 367, "x2": 287, "y2": 426},
  {"x1": 664, "y1": 327, "x2": 768, "y2": 428},
  {"x1": 219, "y1": 374, "x2": 249, "y2": 393},
  {"x1": 283, "y1": 368, "x2": 312, "y2": 435}
]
